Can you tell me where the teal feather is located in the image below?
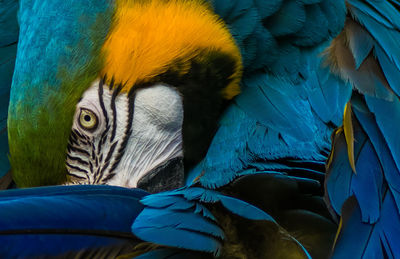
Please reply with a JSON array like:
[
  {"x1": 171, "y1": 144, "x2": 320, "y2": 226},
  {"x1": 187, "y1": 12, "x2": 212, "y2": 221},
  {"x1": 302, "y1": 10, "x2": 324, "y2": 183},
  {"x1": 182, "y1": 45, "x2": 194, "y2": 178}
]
[
  {"x1": 188, "y1": 48, "x2": 351, "y2": 190},
  {"x1": 0, "y1": 0, "x2": 18, "y2": 180},
  {"x1": 8, "y1": 0, "x2": 114, "y2": 187},
  {"x1": 266, "y1": 1, "x2": 306, "y2": 37},
  {"x1": 253, "y1": 0, "x2": 283, "y2": 18},
  {"x1": 210, "y1": 0, "x2": 346, "y2": 78},
  {"x1": 293, "y1": 4, "x2": 328, "y2": 46}
]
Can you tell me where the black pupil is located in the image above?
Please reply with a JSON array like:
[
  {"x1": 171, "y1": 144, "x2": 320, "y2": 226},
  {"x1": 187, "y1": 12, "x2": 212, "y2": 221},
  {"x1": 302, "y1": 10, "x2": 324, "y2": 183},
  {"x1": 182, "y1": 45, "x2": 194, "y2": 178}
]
[{"x1": 84, "y1": 115, "x2": 91, "y2": 122}]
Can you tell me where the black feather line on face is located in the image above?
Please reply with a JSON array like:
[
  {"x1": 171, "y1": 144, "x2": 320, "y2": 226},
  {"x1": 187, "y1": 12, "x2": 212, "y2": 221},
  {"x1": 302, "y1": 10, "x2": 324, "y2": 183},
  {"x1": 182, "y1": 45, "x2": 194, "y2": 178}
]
[
  {"x1": 66, "y1": 162, "x2": 90, "y2": 178},
  {"x1": 98, "y1": 79, "x2": 109, "y2": 128},
  {"x1": 66, "y1": 154, "x2": 89, "y2": 167},
  {"x1": 110, "y1": 84, "x2": 123, "y2": 142},
  {"x1": 67, "y1": 144, "x2": 91, "y2": 157},
  {"x1": 99, "y1": 125, "x2": 110, "y2": 152},
  {"x1": 73, "y1": 129, "x2": 90, "y2": 141},
  {"x1": 106, "y1": 91, "x2": 136, "y2": 178},
  {"x1": 98, "y1": 141, "x2": 118, "y2": 181},
  {"x1": 96, "y1": 82, "x2": 110, "y2": 155},
  {"x1": 66, "y1": 171, "x2": 86, "y2": 180}
]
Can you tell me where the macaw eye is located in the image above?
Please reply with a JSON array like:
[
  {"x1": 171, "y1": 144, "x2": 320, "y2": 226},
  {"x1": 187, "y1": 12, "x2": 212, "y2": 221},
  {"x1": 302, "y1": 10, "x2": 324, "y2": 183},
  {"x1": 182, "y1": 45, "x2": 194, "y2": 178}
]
[{"x1": 78, "y1": 108, "x2": 98, "y2": 130}]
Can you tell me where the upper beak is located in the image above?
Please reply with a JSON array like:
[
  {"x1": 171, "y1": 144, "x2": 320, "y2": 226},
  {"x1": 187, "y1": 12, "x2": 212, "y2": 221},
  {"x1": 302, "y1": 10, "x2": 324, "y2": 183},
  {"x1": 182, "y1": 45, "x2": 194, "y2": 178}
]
[{"x1": 136, "y1": 157, "x2": 184, "y2": 193}]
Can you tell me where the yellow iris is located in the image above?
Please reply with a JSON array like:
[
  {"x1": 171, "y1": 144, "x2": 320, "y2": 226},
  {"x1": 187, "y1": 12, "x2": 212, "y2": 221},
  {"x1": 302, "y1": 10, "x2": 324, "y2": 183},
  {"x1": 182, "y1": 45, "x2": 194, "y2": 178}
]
[{"x1": 79, "y1": 108, "x2": 98, "y2": 130}]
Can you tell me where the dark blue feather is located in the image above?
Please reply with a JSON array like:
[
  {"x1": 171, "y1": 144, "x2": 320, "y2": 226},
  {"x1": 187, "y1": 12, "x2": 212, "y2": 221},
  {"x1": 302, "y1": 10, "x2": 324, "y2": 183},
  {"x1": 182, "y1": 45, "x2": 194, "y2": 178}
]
[
  {"x1": 327, "y1": 92, "x2": 400, "y2": 257},
  {"x1": 0, "y1": 185, "x2": 146, "y2": 233},
  {"x1": 218, "y1": 194, "x2": 276, "y2": 221},
  {"x1": 0, "y1": 185, "x2": 148, "y2": 258},
  {"x1": 364, "y1": 95, "x2": 400, "y2": 170},
  {"x1": 133, "y1": 208, "x2": 225, "y2": 239},
  {"x1": 332, "y1": 191, "x2": 400, "y2": 259}
]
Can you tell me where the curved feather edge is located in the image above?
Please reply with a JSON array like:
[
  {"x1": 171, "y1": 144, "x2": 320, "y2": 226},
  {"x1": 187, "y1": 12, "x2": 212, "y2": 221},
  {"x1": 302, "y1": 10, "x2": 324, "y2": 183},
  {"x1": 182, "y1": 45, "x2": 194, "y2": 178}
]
[
  {"x1": 132, "y1": 187, "x2": 276, "y2": 256},
  {"x1": 326, "y1": 94, "x2": 400, "y2": 258},
  {"x1": 0, "y1": 185, "x2": 148, "y2": 258}
]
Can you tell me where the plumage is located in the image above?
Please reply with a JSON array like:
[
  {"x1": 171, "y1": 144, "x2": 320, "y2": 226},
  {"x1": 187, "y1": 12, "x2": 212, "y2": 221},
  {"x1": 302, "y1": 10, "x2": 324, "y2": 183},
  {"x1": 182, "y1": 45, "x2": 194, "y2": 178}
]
[
  {"x1": 0, "y1": 185, "x2": 147, "y2": 258},
  {"x1": 2, "y1": 0, "x2": 400, "y2": 258},
  {"x1": 8, "y1": 0, "x2": 114, "y2": 187},
  {"x1": 325, "y1": 0, "x2": 400, "y2": 257},
  {"x1": 0, "y1": 0, "x2": 17, "y2": 180},
  {"x1": 132, "y1": 186, "x2": 277, "y2": 256}
]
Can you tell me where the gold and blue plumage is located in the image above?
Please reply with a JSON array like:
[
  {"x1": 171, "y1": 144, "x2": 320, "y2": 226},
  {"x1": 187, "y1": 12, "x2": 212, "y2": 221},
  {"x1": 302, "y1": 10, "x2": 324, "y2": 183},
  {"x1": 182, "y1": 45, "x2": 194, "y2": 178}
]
[{"x1": 1, "y1": 0, "x2": 400, "y2": 258}]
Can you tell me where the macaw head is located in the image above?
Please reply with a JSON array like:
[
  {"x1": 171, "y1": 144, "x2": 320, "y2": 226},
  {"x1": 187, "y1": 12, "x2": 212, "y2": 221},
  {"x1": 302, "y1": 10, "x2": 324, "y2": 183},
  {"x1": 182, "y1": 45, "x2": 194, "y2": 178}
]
[{"x1": 8, "y1": 0, "x2": 242, "y2": 191}]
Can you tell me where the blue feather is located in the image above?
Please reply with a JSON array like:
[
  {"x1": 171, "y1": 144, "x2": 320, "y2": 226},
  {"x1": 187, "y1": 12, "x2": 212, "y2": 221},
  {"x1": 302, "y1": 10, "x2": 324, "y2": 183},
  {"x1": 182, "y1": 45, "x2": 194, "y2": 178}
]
[
  {"x1": 353, "y1": 98, "x2": 400, "y2": 213},
  {"x1": 347, "y1": 23, "x2": 374, "y2": 70},
  {"x1": 218, "y1": 194, "x2": 276, "y2": 221},
  {"x1": 133, "y1": 208, "x2": 225, "y2": 239},
  {"x1": 348, "y1": 1, "x2": 400, "y2": 71},
  {"x1": 211, "y1": 0, "x2": 345, "y2": 78},
  {"x1": 293, "y1": 4, "x2": 329, "y2": 46},
  {"x1": 0, "y1": 0, "x2": 18, "y2": 47},
  {"x1": 0, "y1": 0, "x2": 18, "y2": 180},
  {"x1": 253, "y1": 0, "x2": 283, "y2": 18},
  {"x1": 0, "y1": 185, "x2": 148, "y2": 258},
  {"x1": 229, "y1": 6, "x2": 259, "y2": 43},
  {"x1": 364, "y1": 96, "x2": 400, "y2": 177},
  {"x1": 327, "y1": 92, "x2": 400, "y2": 257},
  {"x1": 375, "y1": 45, "x2": 400, "y2": 97},
  {"x1": 266, "y1": 1, "x2": 306, "y2": 37},
  {"x1": 332, "y1": 192, "x2": 400, "y2": 259},
  {"x1": 132, "y1": 186, "x2": 276, "y2": 255}
]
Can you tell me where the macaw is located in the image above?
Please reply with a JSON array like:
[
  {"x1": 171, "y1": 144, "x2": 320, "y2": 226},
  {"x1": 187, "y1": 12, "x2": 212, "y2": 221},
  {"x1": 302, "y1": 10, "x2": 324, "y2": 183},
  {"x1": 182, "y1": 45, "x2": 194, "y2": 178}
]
[{"x1": 1, "y1": 0, "x2": 399, "y2": 258}]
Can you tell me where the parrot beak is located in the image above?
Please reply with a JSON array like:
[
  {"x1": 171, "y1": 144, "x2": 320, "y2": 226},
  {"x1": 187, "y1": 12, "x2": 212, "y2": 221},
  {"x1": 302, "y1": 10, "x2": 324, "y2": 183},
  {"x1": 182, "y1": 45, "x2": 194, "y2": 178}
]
[{"x1": 136, "y1": 157, "x2": 184, "y2": 193}]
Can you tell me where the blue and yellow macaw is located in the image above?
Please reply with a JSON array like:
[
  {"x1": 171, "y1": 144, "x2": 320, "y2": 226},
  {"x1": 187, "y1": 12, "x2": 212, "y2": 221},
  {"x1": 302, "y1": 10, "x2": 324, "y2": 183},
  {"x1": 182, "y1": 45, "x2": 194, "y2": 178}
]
[{"x1": 0, "y1": 0, "x2": 399, "y2": 258}]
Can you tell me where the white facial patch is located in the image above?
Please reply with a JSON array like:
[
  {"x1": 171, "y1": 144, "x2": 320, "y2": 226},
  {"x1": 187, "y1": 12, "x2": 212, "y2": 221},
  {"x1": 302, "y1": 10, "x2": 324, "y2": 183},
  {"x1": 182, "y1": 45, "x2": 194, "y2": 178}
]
[
  {"x1": 66, "y1": 79, "x2": 183, "y2": 187},
  {"x1": 107, "y1": 85, "x2": 184, "y2": 187}
]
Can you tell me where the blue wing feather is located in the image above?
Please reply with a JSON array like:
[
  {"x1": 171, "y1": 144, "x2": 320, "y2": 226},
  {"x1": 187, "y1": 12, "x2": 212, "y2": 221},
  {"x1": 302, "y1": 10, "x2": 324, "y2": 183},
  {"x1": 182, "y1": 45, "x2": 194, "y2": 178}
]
[
  {"x1": 0, "y1": 185, "x2": 148, "y2": 258},
  {"x1": 133, "y1": 208, "x2": 225, "y2": 239},
  {"x1": 132, "y1": 186, "x2": 276, "y2": 256}
]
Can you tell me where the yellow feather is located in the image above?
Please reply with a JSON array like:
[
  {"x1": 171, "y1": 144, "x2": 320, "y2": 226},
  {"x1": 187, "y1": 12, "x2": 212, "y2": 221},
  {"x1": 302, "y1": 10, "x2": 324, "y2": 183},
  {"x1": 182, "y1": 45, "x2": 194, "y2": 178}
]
[
  {"x1": 101, "y1": 0, "x2": 242, "y2": 99},
  {"x1": 343, "y1": 102, "x2": 356, "y2": 173},
  {"x1": 326, "y1": 127, "x2": 343, "y2": 170},
  {"x1": 333, "y1": 217, "x2": 343, "y2": 247}
]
